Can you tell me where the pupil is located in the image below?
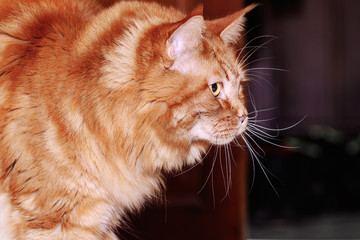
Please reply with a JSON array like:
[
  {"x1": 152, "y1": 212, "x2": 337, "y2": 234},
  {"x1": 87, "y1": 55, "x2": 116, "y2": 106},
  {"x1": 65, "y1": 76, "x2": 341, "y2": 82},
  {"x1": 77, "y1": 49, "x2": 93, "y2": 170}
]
[{"x1": 212, "y1": 83, "x2": 217, "y2": 92}]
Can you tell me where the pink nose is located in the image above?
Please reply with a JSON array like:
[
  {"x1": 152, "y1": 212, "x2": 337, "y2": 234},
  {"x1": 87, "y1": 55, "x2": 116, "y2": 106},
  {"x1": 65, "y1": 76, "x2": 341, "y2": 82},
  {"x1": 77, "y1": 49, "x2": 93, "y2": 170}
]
[{"x1": 238, "y1": 113, "x2": 248, "y2": 123}]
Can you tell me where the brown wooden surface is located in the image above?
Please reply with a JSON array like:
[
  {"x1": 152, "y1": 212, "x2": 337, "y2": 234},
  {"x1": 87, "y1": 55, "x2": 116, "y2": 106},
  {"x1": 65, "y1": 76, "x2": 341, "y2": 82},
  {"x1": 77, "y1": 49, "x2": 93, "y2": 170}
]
[{"x1": 204, "y1": 0, "x2": 245, "y2": 19}]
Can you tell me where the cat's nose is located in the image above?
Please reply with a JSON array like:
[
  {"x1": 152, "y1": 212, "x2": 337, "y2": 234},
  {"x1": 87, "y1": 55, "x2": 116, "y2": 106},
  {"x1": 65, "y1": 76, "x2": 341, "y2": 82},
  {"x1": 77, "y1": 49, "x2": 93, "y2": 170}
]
[{"x1": 238, "y1": 113, "x2": 248, "y2": 123}]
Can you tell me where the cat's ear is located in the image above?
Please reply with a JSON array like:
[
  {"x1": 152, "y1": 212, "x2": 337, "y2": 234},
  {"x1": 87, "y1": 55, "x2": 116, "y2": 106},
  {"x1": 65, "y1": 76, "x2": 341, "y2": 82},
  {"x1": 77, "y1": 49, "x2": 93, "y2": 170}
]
[
  {"x1": 166, "y1": 14, "x2": 205, "y2": 60},
  {"x1": 206, "y1": 4, "x2": 257, "y2": 45}
]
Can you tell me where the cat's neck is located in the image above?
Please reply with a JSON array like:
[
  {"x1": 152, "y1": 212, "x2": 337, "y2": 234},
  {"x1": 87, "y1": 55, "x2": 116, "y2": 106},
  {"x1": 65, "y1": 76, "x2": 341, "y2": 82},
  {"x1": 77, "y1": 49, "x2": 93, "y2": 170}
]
[{"x1": 98, "y1": 119, "x2": 208, "y2": 212}]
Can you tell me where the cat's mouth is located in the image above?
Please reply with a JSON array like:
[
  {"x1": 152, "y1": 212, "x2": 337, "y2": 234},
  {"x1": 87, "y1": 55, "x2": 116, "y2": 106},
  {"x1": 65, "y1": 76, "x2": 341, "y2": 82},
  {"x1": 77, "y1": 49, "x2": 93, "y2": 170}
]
[{"x1": 210, "y1": 114, "x2": 248, "y2": 145}]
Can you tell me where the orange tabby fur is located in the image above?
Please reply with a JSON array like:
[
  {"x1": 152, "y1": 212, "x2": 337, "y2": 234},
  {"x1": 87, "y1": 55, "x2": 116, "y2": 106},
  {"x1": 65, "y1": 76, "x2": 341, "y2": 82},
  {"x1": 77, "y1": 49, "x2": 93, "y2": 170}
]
[{"x1": 0, "y1": 0, "x2": 254, "y2": 239}]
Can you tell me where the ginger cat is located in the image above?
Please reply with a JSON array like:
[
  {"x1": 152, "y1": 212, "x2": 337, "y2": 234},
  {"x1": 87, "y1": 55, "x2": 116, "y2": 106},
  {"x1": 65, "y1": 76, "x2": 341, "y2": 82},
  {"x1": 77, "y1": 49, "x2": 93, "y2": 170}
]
[{"x1": 0, "y1": 0, "x2": 254, "y2": 239}]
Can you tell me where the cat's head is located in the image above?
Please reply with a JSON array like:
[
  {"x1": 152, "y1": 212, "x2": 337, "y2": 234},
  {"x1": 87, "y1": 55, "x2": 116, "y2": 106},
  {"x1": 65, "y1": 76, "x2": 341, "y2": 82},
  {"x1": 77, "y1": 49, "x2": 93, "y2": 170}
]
[{"x1": 135, "y1": 5, "x2": 256, "y2": 146}]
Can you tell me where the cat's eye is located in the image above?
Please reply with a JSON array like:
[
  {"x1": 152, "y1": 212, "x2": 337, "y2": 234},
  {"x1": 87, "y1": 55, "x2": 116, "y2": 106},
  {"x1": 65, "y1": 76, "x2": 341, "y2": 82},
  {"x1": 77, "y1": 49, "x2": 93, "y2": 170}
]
[{"x1": 209, "y1": 82, "x2": 221, "y2": 97}]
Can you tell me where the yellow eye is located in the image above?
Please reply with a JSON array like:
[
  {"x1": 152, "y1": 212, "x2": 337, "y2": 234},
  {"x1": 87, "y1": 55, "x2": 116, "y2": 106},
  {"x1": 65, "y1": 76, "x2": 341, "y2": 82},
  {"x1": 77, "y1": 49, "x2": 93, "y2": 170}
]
[{"x1": 209, "y1": 82, "x2": 221, "y2": 97}]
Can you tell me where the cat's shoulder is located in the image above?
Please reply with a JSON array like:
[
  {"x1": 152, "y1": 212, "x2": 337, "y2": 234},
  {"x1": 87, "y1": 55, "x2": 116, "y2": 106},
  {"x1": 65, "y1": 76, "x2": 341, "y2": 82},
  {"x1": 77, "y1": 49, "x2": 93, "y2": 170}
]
[{"x1": 0, "y1": 0, "x2": 101, "y2": 28}]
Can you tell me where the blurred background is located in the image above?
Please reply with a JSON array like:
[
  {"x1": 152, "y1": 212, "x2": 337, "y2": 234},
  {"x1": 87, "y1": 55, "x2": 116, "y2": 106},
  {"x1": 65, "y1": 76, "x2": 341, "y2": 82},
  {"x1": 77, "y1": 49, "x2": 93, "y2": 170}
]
[
  {"x1": 245, "y1": 0, "x2": 360, "y2": 239},
  {"x1": 98, "y1": 0, "x2": 360, "y2": 239}
]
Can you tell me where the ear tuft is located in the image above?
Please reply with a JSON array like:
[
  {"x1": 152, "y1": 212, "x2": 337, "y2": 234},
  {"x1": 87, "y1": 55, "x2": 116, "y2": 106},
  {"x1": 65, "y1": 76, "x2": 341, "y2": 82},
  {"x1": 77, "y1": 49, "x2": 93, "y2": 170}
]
[
  {"x1": 167, "y1": 15, "x2": 205, "y2": 59},
  {"x1": 206, "y1": 4, "x2": 258, "y2": 45},
  {"x1": 219, "y1": 16, "x2": 247, "y2": 45}
]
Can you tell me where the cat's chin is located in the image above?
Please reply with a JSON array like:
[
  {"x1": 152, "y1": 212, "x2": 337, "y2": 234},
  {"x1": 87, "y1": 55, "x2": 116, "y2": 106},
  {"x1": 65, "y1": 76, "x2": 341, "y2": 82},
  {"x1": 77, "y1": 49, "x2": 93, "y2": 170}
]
[
  {"x1": 191, "y1": 125, "x2": 248, "y2": 146},
  {"x1": 206, "y1": 133, "x2": 241, "y2": 145},
  {"x1": 210, "y1": 137, "x2": 236, "y2": 146},
  {"x1": 209, "y1": 124, "x2": 248, "y2": 146}
]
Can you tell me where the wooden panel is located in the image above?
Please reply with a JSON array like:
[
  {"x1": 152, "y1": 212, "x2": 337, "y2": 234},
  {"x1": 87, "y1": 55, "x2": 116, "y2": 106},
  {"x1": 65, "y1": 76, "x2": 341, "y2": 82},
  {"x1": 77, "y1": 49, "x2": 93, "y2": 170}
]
[{"x1": 204, "y1": 0, "x2": 244, "y2": 18}]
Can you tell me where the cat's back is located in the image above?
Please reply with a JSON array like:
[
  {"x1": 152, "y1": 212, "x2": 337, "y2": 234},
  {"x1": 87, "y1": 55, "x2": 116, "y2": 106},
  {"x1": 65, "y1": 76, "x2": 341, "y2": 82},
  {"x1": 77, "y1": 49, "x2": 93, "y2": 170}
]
[
  {"x1": 0, "y1": 0, "x2": 101, "y2": 38},
  {"x1": 0, "y1": 0, "x2": 105, "y2": 138},
  {"x1": 0, "y1": 0, "x2": 182, "y2": 57},
  {"x1": 0, "y1": 0, "x2": 182, "y2": 85},
  {"x1": 0, "y1": 0, "x2": 100, "y2": 77}
]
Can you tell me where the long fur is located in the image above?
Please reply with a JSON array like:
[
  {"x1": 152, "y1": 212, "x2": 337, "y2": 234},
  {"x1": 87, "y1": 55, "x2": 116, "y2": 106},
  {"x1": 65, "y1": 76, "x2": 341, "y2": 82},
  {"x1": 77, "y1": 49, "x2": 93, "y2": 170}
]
[{"x1": 0, "y1": 0, "x2": 252, "y2": 239}]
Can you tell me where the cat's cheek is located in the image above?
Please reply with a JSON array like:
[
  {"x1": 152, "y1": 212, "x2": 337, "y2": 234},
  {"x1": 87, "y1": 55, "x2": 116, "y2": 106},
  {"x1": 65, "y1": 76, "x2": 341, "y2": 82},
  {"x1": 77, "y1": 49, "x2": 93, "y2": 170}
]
[
  {"x1": 188, "y1": 121, "x2": 231, "y2": 145},
  {"x1": 189, "y1": 125, "x2": 206, "y2": 140},
  {"x1": 0, "y1": 193, "x2": 15, "y2": 240},
  {"x1": 189, "y1": 122, "x2": 212, "y2": 142},
  {"x1": 216, "y1": 91, "x2": 227, "y2": 101}
]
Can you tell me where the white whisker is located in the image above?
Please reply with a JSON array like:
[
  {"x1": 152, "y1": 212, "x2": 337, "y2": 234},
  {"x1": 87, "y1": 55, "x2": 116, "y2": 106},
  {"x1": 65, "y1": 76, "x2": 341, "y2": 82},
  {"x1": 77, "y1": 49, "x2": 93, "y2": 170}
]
[
  {"x1": 244, "y1": 67, "x2": 288, "y2": 74},
  {"x1": 241, "y1": 56, "x2": 276, "y2": 69},
  {"x1": 247, "y1": 128, "x2": 297, "y2": 149},
  {"x1": 198, "y1": 146, "x2": 218, "y2": 195},
  {"x1": 241, "y1": 134, "x2": 256, "y2": 192},
  {"x1": 246, "y1": 73, "x2": 272, "y2": 85},
  {"x1": 237, "y1": 24, "x2": 262, "y2": 43},
  {"x1": 238, "y1": 36, "x2": 278, "y2": 67},
  {"x1": 251, "y1": 116, "x2": 306, "y2": 132},
  {"x1": 247, "y1": 89, "x2": 258, "y2": 119},
  {"x1": 241, "y1": 134, "x2": 279, "y2": 196},
  {"x1": 226, "y1": 144, "x2": 233, "y2": 191},
  {"x1": 237, "y1": 35, "x2": 277, "y2": 64},
  {"x1": 247, "y1": 107, "x2": 278, "y2": 116},
  {"x1": 244, "y1": 132, "x2": 266, "y2": 157},
  {"x1": 234, "y1": 137, "x2": 247, "y2": 149},
  {"x1": 247, "y1": 125, "x2": 280, "y2": 139},
  {"x1": 247, "y1": 118, "x2": 277, "y2": 122},
  {"x1": 218, "y1": 146, "x2": 227, "y2": 197}
]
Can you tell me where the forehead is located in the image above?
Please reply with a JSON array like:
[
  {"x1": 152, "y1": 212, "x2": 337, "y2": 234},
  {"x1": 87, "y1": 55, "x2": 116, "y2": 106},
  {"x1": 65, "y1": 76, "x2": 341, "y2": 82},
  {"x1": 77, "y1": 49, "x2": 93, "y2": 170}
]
[{"x1": 201, "y1": 38, "x2": 241, "y2": 82}]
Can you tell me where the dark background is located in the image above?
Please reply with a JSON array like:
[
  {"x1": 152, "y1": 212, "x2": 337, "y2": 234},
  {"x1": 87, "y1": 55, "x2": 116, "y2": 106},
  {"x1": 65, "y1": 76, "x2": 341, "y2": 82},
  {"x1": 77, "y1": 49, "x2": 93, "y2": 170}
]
[{"x1": 246, "y1": 0, "x2": 360, "y2": 238}]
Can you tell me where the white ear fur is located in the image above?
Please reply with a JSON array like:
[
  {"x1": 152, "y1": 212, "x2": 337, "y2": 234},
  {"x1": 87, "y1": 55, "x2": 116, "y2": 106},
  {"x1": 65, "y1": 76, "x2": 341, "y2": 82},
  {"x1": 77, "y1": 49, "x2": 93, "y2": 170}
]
[
  {"x1": 167, "y1": 16, "x2": 205, "y2": 59},
  {"x1": 220, "y1": 15, "x2": 246, "y2": 45}
]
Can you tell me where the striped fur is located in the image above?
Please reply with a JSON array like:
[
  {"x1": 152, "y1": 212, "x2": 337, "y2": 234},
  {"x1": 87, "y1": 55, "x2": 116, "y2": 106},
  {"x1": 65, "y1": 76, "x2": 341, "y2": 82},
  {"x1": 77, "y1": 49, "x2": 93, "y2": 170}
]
[{"x1": 0, "y1": 0, "x2": 253, "y2": 239}]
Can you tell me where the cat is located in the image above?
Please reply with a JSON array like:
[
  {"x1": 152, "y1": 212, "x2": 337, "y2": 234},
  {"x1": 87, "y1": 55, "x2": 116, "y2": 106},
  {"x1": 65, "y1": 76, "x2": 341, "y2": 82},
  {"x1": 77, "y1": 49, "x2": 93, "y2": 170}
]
[{"x1": 0, "y1": 0, "x2": 255, "y2": 239}]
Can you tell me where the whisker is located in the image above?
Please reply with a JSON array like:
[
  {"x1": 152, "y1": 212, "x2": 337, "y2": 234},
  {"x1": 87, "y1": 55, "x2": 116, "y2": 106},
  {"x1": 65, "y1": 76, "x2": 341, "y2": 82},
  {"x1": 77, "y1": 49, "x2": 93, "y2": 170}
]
[
  {"x1": 246, "y1": 73, "x2": 272, "y2": 85},
  {"x1": 247, "y1": 125, "x2": 280, "y2": 138},
  {"x1": 226, "y1": 144, "x2": 233, "y2": 191},
  {"x1": 241, "y1": 56, "x2": 276, "y2": 69},
  {"x1": 247, "y1": 118, "x2": 277, "y2": 123},
  {"x1": 244, "y1": 132, "x2": 266, "y2": 157},
  {"x1": 238, "y1": 24, "x2": 262, "y2": 43},
  {"x1": 244, "y1": 67, "x2": 288, "y2": 74},
  {"x1": 238, "y1": 36, "x2": 278, "y2": 67},
  {"x1": 237, "y1": 35, "x2": 277, "y2": 64},
  {"x1": 240, "y1": 134, "x2": 260, "y2": 191},
  {"x1": 232, "y1": 136, "x2": 247, "y2": 149},
  {"x1": 247, "y1": 129, "x2": 297, "y2": 149},
  {"x1": 247, "y1": 107, "x2": 278, "y2": 116},
  {"x1": 250, "y1": 116, "x2": 306, "y2": 132},
  {"x1": 198, "y1": 146, "x2": 219, "y2": 195},
  {"x1": 247, "y1": 89, "x2": 259, "y2": 120},
  {"x1": 219, "y1": 145, "x2": 229, "y2": 201},
  {"x1": 222, "y1": 144, "x2": 233, "y2": 201},
  {"x1": 228, "y1": 142, "x2": 238, "y2": 167},
  {"x1": 218, "y1": 146, "x2": 228, "y2": 198},
  {"x1": 241, "y1": 134, "x2": 279, "y2": 196}
]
